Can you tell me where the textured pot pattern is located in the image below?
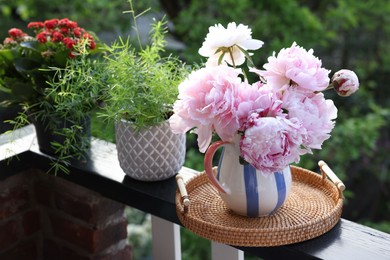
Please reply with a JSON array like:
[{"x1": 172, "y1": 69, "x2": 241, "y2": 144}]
[{"x1": 115, "y1": 120, "x2": 186, "y2": 181}]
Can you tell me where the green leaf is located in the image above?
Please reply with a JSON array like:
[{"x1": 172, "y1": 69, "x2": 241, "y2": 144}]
[
  {"x1": 0, "y1": 49, "x2": 15, "y2": 62},
  {"x1": 218, "y1": 52, "x2": 226, "y2": 65},
  {"x1": 10, "y1": 81, "x2": 35, "y2": 100},
  {"x1": 53, "y1": 50, "x2": 69, "y2": 67},
  {"x1": 214, "y1": 47, "x2": 223, "y2": 55},
  {"x1": 0, "y1": 49, "x2": 17, "y2": 72},
  {"x1": 20, "y1": 41, "x2": 40, "y2": 52},
  {"x1": 2, "y1": 76, "x2": 35, "y2": 100},
  {"x1": 0, "y1": 84, "x2": 11, "y2": 94},
  {"x1": 235, "y1": 45, "x2": 255, "y2": 68},
  {"x1": 14, "y1": 57, "x2": 41, "y2": 73}
]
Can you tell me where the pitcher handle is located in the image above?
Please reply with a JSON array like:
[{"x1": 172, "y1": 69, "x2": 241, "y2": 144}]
[{"x1": 204, "y1": 140, "x2": 229, "y2": 194}]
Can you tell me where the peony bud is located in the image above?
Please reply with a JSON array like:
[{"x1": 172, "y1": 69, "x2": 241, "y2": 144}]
[{"x1": 331, "y1": 69, "x2": 359, "y2": 97}]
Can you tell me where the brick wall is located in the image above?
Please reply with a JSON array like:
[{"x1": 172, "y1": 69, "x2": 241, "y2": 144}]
[{"x1": 0, "y1": 169, "x2": 132, "y2": 260}]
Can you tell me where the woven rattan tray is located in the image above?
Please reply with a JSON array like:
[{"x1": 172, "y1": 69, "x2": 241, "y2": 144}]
[{"x1": 175, "y1": 163, "x2": 344, "y2": 247}]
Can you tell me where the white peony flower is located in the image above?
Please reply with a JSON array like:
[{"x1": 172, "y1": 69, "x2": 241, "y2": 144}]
[{"x1": 199, "y1": 22, "x2": 264, "y2": 67}]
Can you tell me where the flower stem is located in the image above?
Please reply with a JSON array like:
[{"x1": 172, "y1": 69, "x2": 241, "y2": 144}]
[
  {"x1": 228, "y1": 47, "x2": 236, "y2": 68},
  {"x1": 126, "y1": 0, "x2": 150, "y2": 51}
]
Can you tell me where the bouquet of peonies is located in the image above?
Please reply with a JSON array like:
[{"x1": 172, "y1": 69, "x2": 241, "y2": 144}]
[
  {"x1": 0, "y1": 18, "x2": 99, "y2": 105},
  {"x1": 170, "y1": 22, "x2": 359, "y2": 175}
]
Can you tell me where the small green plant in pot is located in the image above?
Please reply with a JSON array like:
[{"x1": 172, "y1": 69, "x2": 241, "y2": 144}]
[
  {"x1": 0, "y1": 92, "x2": 21, "y2": 133},
  {"x1": 101, "y1": 16, "x2": 190, "y2": 181},
  {"x1": 0, "y1": 18, "x2": 105, "y2": 174}
]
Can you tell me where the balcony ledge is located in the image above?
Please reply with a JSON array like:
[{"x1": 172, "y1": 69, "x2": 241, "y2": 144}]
[{"x1": 1, "y1": 125, "x2": 390, "y2": 260}]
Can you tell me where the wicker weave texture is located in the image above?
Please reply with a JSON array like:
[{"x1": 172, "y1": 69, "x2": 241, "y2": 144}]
[{"x1": 176, "y1": 166, "x2": 343, "y2": 247}]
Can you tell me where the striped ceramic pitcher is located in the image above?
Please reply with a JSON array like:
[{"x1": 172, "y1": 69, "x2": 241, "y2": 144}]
[{"x1": 204, "y1": 140, "x2": 292, "y2": 217}]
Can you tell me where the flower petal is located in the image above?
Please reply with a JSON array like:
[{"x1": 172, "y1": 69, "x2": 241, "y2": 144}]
[{"x1": 240, "y1": 39, "x2": 264, "y2": 50}]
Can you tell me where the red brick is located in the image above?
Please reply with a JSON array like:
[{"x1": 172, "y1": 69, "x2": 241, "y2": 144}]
[
  {"x1": 43, "y1": 238, "x2": 89, "y2": 260},
  {"x1": 22, "y1": 209, "x2": 41, "y2": 236},
  {"x1": 96, "y1": 245, "x2": 132, "y2": 260},
  {"x1": 0, "y1": 220, "x2": 20, "y2": 252},
  {"x1": 34, "y1": 181, "x2": 52, "y2": 207},
  {"x1": 94, "y1": 219, "x2": 129, "y2": 253},
  {"x1": 0, "y1": 240, "x2": 38, "y2": 260},
  {"x1": 54, "y1": 192, "x2": 125, "y2": 225},
  {"x1": 0, "y1": 186, "x2": 30, "y2": 219},
  {"x1": 50, "y1": 214, "x2": 128, "y2": 253}
]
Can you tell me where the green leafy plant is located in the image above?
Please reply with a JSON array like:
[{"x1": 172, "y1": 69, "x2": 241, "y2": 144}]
[
  {"x1": 0, "y1": 0, "x2": 152, "y2": 40},
  {"x1": 100, "y1": 6, "x2": 190, "y2": 129},
  {"x1": 0, "y1": 18, "x2": 102, "y2": 107},
  {"x1": 8, "y1": 43, "x2": 106, "y2": 173},
  {"x1": 1, "y1": 21, "x2": 106, "y2": 174}
]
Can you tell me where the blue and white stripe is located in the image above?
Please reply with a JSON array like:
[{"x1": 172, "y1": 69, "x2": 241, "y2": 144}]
[{"x1": 217, "y1": 148, "x2": 291, "y2": 217}]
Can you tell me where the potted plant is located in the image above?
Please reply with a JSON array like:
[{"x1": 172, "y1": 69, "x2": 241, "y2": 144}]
[
  {"x1": 0, "y1": 18, "x2": 105, "y2": 174},
  {"x1": 0, "y1": 92, "x2": 21, "y2": 133},
  {"x1": 100, "y1": 16, "x2": 190, "y2": 181},
  {"x1": 170, "y1": 22, "x2": 360, "y2": 216}
]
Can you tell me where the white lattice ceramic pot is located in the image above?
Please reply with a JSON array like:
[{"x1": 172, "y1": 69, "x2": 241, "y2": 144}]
[{"x1": 115, "y1": 120, "x2": 186, "y2": 181}]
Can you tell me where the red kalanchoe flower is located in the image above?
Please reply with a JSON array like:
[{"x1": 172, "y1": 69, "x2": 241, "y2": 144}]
[
  {"x1": 89, "y1": 40, "x2": 96, "y2": 50},
  {"x1": 83, "y1": 32, "x2": 92, "y2": 40},
  {"x1": 36, "y1": 32, "x2": 47, "y2": 43},
  {"x1": 59, "y1": 18, "x2": 78, "y2": 29},
  {"x1": 68, "y1": 51, "x2": 76, "y2": 59},
  {"x1": 27, "y1": 22, "x2": 45, "y2": 29},
  {"x1": 3, "y1": 37, "x2": 16, "y2": 45},
  {"x1": 44, "y1": 19, "x2": 59, "y2": 29},
  {"x1": 66, "y1": 21, "x2": 78, "y2": 29},
  {"x1": 8, "y1": 28, "x2": 25, "y2": 38},
  {"x1": 63, "y1": 37, "x2": 75, "y2": 49},
  {"x1": 60, "y1": 27, "x2": 69, "y2": 34},
  {"x1": 52, "y1": 32, "x2": 64, "y2": 42},
  {"x1": 3, "y1": 18, "x2": 99, "y2": 69},
  {"x1": 82, "y1": 33, "x2": 96, "y2": 49},
  {"x1": 58, "y1": 18, "x2": 70, "y2": 26},
  {"x1": 73, "y1": 27, "x2": 84, "y2": 38}
]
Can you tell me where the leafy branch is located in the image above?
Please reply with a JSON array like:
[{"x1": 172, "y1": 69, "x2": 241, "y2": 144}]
[{"x1": 99, "y1": 9, "x2": 190, "y2": 129}]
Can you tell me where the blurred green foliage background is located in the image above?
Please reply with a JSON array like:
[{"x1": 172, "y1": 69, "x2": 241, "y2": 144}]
[{"x1": 1, "y1": 0, "x2": 389, "y2": 258}]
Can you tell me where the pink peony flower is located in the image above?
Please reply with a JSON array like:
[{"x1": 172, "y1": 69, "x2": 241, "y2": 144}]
[
  {"x1": 251, "y1": 42, "x2": 330, "y2": 92},
  {"x1": 281, "y1": 89, "x2": 337, "y2": 150},
  {"x1": 237, "y1": 82, "x2": 284, "y2": 130},
  {"x1": 331, "y1": 69, "x2": 359, "y2": 97},
  {"x1": 199, "y1": 22, "x2": 263, "y2": 66},
  {"x1": 169, "y1": 66, "x2": 244, "y2": 152},
  {"x1": 240, "y1": 116, "x2": 306, "y2": 175}
]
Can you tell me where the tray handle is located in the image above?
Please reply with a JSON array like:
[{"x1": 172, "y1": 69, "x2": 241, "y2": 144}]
[
  {"x1": 318, "y1": 160, "x2": 345, "y2": 193},
  {"x1": 176, "y1": 174, "x2": 190, "y2": 214}
]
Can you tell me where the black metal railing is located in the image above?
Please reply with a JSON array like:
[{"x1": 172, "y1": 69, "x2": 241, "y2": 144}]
[{"x1": 1, "y1": 125, "x2": 390, "y2": 260}]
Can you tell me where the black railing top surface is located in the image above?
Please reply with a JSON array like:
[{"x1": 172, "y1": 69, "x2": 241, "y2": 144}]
[{"x1": 1, "y1": 125, "x2": 390, "y2": 260}]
